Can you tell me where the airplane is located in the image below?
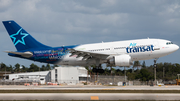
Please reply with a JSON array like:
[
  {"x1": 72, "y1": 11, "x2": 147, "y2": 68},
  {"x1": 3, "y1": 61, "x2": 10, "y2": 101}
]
[{"x1": 2, "y1": 20, "x2": 179, "y2": 69}]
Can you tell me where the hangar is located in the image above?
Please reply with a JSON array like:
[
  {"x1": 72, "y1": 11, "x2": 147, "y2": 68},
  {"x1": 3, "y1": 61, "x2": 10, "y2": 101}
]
[{"x1": 4, "y1": 66, "x2": 89, "y2": 85}]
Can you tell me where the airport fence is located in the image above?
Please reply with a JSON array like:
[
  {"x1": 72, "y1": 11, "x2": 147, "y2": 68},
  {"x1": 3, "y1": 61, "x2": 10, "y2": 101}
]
[
  {"x1": 90, "y1": 75, "x2": 126, "y2": 85},
  {"x1": 164, "y1": 80, "x2": 177, "y2": 85},
  {"x1": 89, "y1": 75, "x2": 177, "y2": 86},
  {"x1": 0, "y1": 80, "x2": 40, "y2": 85},
  {"x1": 50, "y1": 79, "x2": 79, "y2": 84},
  {"x1": 0, "y1": 77, "x2": 177, "y2": 86}
]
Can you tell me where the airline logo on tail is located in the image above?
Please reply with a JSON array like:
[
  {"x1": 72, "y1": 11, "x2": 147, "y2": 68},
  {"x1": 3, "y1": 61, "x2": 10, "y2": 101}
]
[{"x1": 10, "y1": 28, "x2": 29, "y2": 46}]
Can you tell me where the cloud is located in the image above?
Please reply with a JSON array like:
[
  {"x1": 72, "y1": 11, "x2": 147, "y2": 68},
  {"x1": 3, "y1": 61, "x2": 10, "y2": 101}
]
[
  {"x1": 0, "y1": 0, "x2": 180, "y2": 66},
  {"x1": 0, "y1": 0, "x2": 12, "y2": 12}
]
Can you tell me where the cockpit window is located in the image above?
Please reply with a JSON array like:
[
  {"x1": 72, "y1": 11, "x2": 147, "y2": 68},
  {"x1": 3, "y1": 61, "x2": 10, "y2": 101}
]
[{"x1": 166, "y1": 42, "x2": 173, "y2": 45}]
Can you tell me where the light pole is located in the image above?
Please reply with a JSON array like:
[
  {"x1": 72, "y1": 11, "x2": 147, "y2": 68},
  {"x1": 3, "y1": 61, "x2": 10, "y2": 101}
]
[
  {"x1": 154, "y1": 59, "x2": 157, "y2": 85},
  {"x1": 39, "y1": 66, "x2": 40, "y2": 84},
  {"x1": 163, "y1": 67, "x2": 165, "y2": 81},
  {"x1": 5, "y1": 66, "x2": 6, "y2": 84},
  {"x1": 124, "y1": 67, "x2": 126, "y2": 82},
  {"x1": 26, "y1": 71, "x2": 27, "y2": 85}
]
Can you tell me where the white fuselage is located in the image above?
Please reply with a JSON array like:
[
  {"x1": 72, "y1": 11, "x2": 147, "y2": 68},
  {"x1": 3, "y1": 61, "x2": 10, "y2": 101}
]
[
  {"x1": 58, "y1": 38, "x2": 179, "y2": 66},
  {"x1": 3, "y1": 21, "x2": 179, "y2": 67}
]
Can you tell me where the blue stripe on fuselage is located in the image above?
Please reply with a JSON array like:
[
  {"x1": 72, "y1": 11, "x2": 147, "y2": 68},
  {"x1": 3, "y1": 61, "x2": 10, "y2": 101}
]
[{"x1": 8, "y1": 45, "x2": 78, "y2": 64}]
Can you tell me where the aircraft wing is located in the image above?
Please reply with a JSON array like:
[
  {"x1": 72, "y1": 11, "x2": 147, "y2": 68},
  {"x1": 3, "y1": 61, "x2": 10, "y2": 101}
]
[
  {"x1": 5, "y1": 51, "x2": 33, "y2": 58},
  {"x1": 68, "y1": 49, "x2": 109, "y2": 60}
]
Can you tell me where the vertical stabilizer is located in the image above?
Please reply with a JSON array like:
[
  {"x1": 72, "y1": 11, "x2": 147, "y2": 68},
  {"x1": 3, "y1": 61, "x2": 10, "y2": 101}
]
[{"x1": 2, "y1": 20, "x2": 51, "y2": 51}]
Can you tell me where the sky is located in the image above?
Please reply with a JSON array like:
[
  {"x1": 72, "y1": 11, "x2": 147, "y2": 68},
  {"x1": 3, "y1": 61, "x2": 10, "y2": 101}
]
[{"x1": 0, "y1": 0, "x2": 180, "y2": 68}]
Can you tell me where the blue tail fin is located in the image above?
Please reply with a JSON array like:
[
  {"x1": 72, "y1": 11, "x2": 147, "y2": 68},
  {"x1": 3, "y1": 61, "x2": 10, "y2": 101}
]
[{"x1": 2, "y1": 20, "x2": 51, "y2": 51}]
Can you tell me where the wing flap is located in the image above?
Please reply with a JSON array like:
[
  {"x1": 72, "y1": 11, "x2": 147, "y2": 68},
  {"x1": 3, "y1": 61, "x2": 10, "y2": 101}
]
[{"x1": 68, "y1": 49, "x2": 109, "y2": 60}]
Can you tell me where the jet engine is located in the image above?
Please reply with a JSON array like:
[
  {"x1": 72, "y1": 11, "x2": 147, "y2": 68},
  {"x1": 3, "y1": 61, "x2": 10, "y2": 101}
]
[{"x1": 108, "y1": 54, "x2": 133, "y2": 67}]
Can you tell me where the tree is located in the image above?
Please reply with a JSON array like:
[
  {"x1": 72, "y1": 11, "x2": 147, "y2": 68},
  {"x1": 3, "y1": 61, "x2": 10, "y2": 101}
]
[
  {"x1": 7, "y1": 65, "x2": 13, "y2": 72},
  {"x1": 41, "y1": 65, "x2": 46, "y2": 71},
  {"x1": 127, "y1": 72, "x2": 136, "y2": 80},
  {"x1": 104, "y1": 68, "x2": 110, "y2": 75},
  {"x1": 0, "y1": 62, "x2": 7, "y2": 71},
  {"x1": 0, "y1": 62, "x2": 180, "y2": 81},
  {"x1": 52, "y1": 64, "x2": 58, "y2": 69},
  {"x1": 111, "y1": 68, "x2": 116, "y2": 75},
  {"x1": 133, "y1": 61, "x2": 141, "y2": 72},
  {"x1": 14, "y1": 63, "x2": 20, "y2": 72},
  {"x1": 21, "y1": 65, "x2": 27, "y2": 72},
  {"x1": 135, "y1": 68, "x2": 153, "y2": 81},
  {"x1": 45, "y1": 64, "x2": 51, "y2": 70},
  {"x1": 115, "y1": 69, "x2": 123, "y2": 76},
  {"x1": 29, "y1": 63, "x2": 39, "y2": 72},
  {"x1": 142, "y1": 61, "x2": 146, "y2": 68}
]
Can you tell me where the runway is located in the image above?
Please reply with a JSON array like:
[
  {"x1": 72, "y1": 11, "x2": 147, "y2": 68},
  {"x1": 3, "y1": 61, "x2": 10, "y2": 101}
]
[
  {"x1": 0, "y1": 85, "x2": 180, "y2": 100},
  {"x1": 0, "y1": 85, "x2": 180, "y2": 90},
  {"x1": 0, "y1": 93, "x2": 180, "y2": 100}
]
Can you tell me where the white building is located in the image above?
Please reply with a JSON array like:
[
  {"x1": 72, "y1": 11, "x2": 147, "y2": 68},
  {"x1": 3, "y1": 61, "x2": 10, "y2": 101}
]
[
  {"x1": 50, "y1": 66, "x2": 89, "y2": 84},
  {"x1": 6, "y1": 71, "x2": 49, "y2": 84},
  {"x1": 4, "y1": 66, "x2": 89, "y2": 85}
]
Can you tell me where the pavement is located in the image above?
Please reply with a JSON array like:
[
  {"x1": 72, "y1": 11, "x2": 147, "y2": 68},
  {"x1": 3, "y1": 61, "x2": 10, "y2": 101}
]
[
  {"x1": 0, "y1": 85, "x2": 180, "y2": 90},
  {"x1": 0, "y1": 93, "x2": 180, "y2": 100},
  {"x1": 0, "y1": 85, "x2": 180, "y2": 100}
]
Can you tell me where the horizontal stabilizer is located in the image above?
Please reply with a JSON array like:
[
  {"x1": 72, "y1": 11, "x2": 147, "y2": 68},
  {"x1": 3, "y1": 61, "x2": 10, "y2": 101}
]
[{"x1": 5, "y1": 51, "x2": 33, "y2": 58}]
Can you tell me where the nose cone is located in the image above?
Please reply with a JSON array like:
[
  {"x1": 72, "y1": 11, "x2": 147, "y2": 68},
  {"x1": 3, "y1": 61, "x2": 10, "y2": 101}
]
[{"x1": 174, "y1": 44, "x2": 179, "y2": 51}]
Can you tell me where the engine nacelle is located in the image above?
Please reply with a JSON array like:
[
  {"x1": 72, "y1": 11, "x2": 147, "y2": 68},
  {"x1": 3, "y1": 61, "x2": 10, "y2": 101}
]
[{"x1": 108, "y1": 54, "x2": 132, "y2": 67}]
